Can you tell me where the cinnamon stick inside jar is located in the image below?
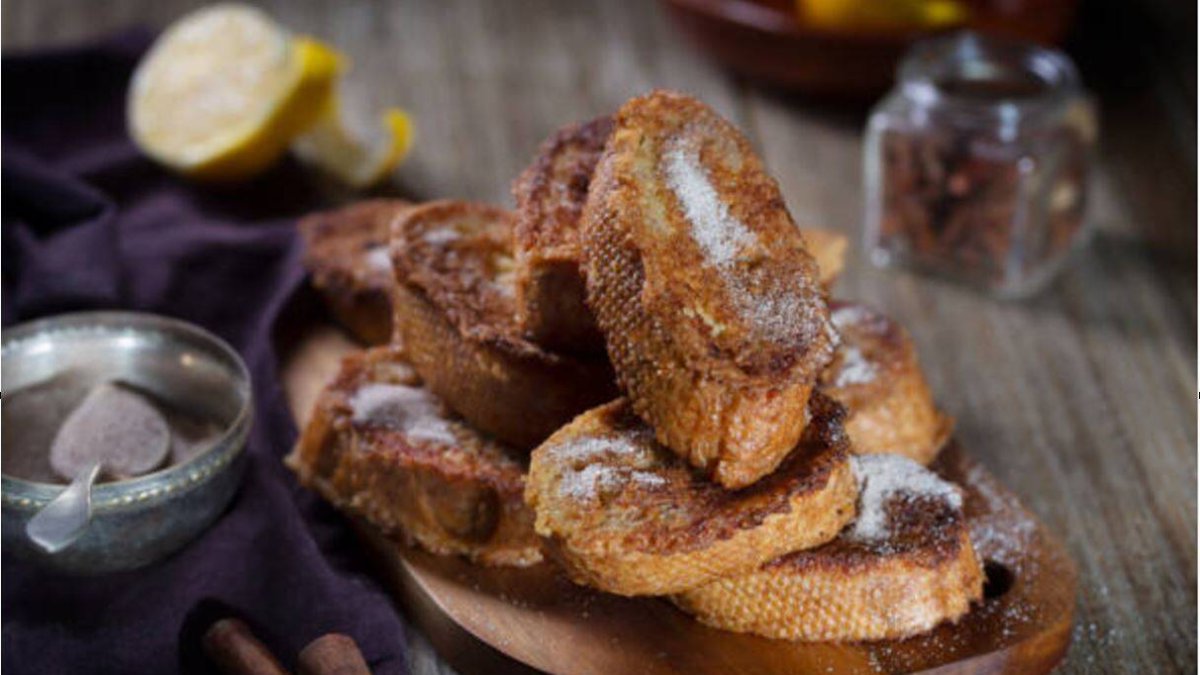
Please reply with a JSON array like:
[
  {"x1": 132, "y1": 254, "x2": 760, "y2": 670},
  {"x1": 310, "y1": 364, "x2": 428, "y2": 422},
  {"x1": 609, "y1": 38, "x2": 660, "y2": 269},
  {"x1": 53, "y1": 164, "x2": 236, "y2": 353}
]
[{"x1": 863, "y1": 32, "x2": 1096, "y2": 298}]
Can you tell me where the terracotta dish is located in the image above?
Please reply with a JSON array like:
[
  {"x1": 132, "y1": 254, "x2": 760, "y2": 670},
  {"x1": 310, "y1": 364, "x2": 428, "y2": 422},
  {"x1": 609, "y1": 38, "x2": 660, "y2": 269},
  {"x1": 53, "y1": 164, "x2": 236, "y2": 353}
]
[{"x1": 659, "y1": 0, "x2": 1079, "y2": 96}]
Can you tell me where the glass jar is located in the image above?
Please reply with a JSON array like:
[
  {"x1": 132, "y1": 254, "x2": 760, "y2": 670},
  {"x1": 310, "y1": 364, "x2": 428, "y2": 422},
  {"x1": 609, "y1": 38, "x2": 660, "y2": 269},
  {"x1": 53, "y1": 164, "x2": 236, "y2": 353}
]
[{"x1": 863, "y1": 32, "x2": 1097, "y2": 298}]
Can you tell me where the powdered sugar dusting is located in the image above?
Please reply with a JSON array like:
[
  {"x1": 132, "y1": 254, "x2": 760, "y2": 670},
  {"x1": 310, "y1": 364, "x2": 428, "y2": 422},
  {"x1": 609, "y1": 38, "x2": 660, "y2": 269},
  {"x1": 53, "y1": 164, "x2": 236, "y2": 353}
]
[
  {"x1": 492, "y1": 275, "x2": 517, "y2": 298},
  {"x1": 831, "y1": 304, "x2": 890, "y2": 343},
  {"x1": 422, "y1": 227, "x2": 460, "y2": 245},
  {"x1": 665, "y1": 147, "x2": 757, "y2": 267},
  {"x1": 559, "y1": 464, "x2": 623, "y2": 501},
  {"x1": 749, "y1": 289, "x2": 805, "y2": 345},
  {"x1": 349, "y1": 383, "x2": 457, "y2": 445},
  {"x1": 848, "y1": 454, "x2": 962, "y2": 544},
  {"x1": 554, "y1": 434, "x2": 655, "y2": 466},
  {"x1": 831, "y1": 304, "x2": 876, "y2": 329},
  {"x1": 961, "y1": 462, "x2": 1035, "y2": 562},
  {"x1": 365, "y1": 245, "x2": 393, "y2": 274},
  {"x1": 554, "y1": 432, "x2": 664, "y2": 502},
  {"x1": 663, "y1": 145, "x2": 834, "y2": 348},
  {"x1": 832, "y1": 345, "x2": 877, "y2": 387},
  {"x1": 558, "y1": 464, "x2": 665, "y2": 503},
  {"x1": 371, "y1": 359, "x2": 416, "y2": 383}
]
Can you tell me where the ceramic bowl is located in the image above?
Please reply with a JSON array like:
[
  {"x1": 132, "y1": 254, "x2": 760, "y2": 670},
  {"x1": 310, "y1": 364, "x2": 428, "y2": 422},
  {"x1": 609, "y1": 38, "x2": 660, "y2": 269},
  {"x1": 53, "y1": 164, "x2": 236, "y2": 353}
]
[{"x1": 660, "y1": 0, "x2": 1078, "y2": 96}]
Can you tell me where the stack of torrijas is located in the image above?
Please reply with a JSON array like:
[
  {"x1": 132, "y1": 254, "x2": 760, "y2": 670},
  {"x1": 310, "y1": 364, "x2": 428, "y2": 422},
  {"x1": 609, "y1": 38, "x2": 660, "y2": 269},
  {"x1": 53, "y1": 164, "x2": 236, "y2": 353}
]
[{"x1": 291, "y1": 90, "x2": 982, "y2": 642}]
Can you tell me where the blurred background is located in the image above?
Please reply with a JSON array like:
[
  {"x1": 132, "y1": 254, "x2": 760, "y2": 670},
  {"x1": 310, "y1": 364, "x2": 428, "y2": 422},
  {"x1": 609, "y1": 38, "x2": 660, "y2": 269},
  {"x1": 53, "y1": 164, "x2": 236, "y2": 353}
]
[{"x1": 3, "y1": 1, "x2": 1195, "y2": 674}]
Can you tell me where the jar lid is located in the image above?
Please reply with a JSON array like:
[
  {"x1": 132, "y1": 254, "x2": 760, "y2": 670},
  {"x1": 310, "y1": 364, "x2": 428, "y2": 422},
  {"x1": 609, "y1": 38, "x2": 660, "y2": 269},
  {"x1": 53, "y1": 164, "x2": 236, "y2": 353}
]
[{"x1": 897, "y1": 32, "x2": 1084, "y2": 119}]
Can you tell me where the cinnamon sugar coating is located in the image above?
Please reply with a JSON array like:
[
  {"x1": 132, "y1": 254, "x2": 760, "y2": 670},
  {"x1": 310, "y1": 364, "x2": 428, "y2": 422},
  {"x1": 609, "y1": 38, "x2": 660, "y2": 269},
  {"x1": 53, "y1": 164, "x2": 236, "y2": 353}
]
[{"x1": 581, "y1": 91, "x2": 836, "y2": 488}]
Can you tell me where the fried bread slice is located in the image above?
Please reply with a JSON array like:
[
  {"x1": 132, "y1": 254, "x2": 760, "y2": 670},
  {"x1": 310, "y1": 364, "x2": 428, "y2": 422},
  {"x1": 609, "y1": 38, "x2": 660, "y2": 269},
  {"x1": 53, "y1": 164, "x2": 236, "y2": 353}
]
[
  {"x1": 286, "y1": 346, "x2": 542, "y2": 567},
  {"x1": 512, "y1": 115, "x2": 614, "y2": 354},
  {"x1": 525, "y1": 392, "x2": 857, "y2": 596},
  {"x1": 674, "y1": 454, "x2": 983, "y2": 641},
  {"x1": 511, "y1": 116, "x2": 847, "y2": 355},
  {"x1": 298, "y1": 199, "x2": 412, "y2": 345},
  {"x1": 581, "y1": 90, "x2": 837, "y2": 489},
  {"x1": 820, "y1": 302, "x2": 953, "y2": 465},
  {"x1": 390, "y1": 200, "x2": 618, "y2": 450}
]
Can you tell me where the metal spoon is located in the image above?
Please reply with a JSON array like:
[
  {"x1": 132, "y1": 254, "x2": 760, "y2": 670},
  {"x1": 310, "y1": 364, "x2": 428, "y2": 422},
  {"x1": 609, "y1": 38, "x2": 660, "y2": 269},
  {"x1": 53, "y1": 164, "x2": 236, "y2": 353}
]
[
  {"x1": 26, "y1": 461, "x2": 101, "y2": 554},
  {"x1": 26, "y1": 381, "x2": 171, "y2": 554}
]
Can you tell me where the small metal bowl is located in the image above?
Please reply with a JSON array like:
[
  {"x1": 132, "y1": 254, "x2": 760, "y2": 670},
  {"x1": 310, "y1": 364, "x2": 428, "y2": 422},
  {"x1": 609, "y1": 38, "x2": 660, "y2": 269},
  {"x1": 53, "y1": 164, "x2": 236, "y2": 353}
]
[{"x1": 1, "y1": 311, "x2": 252, "y2": 574}]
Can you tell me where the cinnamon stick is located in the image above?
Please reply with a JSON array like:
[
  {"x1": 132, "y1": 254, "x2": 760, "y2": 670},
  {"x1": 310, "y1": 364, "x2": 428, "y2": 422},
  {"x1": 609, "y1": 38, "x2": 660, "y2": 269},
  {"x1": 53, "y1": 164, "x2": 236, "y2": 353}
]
[
  {"x1": 297, "y1": 633, "x2": 371, "y2": 675},
  {"x1": 202, "y1": 617, "x2": 290, "y2": 675}
]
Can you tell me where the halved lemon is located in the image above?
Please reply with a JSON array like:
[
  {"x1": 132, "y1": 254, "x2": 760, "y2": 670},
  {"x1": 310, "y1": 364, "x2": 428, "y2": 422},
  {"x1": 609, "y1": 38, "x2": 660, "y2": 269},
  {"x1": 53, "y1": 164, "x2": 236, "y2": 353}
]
[{"x1": 128, "y1": 4, "x2": 342, "y2": 182}]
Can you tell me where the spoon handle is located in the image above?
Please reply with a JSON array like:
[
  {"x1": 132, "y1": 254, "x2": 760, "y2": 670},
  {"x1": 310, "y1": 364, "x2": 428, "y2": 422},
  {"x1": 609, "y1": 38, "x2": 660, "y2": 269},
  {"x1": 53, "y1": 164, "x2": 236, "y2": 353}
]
[{"x1": 26, "y1": 461, "x2": 100, "y2": 554}]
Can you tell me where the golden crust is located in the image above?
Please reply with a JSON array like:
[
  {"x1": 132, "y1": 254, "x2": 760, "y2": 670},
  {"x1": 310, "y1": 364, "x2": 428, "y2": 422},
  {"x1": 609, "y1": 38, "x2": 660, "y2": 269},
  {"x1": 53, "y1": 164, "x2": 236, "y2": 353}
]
[
  {"x1": 674, "y1": 456, "x2": 984, "y2": 641},
  {"x1": 820, "y1": 302, "x2": 953, "y2": 465},
  {"x1": 390, "y1": 200, "x2": 618, "y2": 450},
  {"x1": 581, "y1": 90, "x2": 836, "y2": 489},
  {"x1": 511, "y1": 115, "x2": 843, "y2": 356},
  {"x1": 286, "y1": 346, "x2": 542, "y2": 567},
  {"x1": 512, "y1": 116, "x2": 614, "y2": 354},
  {"x1": 801, "y1": 228, "x2": 849, "y2": 290},
  {"x1": 525, "y1": 392, "x2": 857, "y2": 596},
  {"x1": 298, "y1": 199, "x2": 413, "y2": 345}
]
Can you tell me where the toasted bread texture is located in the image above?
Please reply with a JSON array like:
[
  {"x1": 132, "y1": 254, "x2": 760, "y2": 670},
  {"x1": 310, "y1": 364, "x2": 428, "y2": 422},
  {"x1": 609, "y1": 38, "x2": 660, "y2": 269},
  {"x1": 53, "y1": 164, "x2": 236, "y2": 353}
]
[
  {"x1": 286, "y1": 346, "x2": 542, "y2": 566},
  {"x1": 390, "y1": 200, "x2": 618, "y2": 450},
  {"x1": 581, "y1": 91, "x2": 836, "y2": 489},
  {"x1": 512, "y1": 115, "x2": 614, "y2": 354},
  {"x1": 820, "y1": 303, "x2": 953, "y2": 465},
  {"x1": 525, "y1": 392, "x2": 856, "y2": 596},
  {"x1": 298, "y1": 199, "x2": 413, "y2": 345},
  {"x1": 511, "y1": 115, "x2": 845, "y2": 355},
  {"x1": 675, "y1": 454, "x2": 983, "y2": 641}
]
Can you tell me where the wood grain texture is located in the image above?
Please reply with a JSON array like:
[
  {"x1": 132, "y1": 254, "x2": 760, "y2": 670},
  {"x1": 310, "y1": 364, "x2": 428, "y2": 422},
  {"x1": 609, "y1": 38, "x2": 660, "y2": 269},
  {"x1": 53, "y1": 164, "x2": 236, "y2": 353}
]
[{"x1": 4, "y1": 0, "x2": 1194, "y2": 673}]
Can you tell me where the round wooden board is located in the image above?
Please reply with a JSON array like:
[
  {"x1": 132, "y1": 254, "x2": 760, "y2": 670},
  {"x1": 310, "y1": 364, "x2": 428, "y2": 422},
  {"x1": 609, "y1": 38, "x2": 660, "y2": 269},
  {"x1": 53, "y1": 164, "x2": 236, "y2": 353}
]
[{"x1": 283, "y1": 324, "x2": 1077, "y2": 675}]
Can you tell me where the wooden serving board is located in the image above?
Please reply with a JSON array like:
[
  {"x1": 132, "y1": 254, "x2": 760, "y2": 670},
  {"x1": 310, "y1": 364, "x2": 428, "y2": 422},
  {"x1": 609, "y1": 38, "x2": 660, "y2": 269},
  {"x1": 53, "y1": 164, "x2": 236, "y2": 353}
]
[{"x1": 283, "y1": 325, "x2": 1076, "y2": 675}]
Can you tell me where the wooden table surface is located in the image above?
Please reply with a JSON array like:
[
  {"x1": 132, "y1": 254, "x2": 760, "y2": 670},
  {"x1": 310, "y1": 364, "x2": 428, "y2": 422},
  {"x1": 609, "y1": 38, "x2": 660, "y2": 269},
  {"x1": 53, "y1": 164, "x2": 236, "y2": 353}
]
[{"x1": 4, "y1": 1, "x2": 1195, "y2": 673}]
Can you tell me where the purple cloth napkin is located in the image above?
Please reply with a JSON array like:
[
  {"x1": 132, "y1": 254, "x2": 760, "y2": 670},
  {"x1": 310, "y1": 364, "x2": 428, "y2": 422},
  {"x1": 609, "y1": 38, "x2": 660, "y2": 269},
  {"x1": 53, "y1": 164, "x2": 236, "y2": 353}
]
[{"x1": 2, "y1": 31, "x2": 410, "y2": 674}]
